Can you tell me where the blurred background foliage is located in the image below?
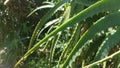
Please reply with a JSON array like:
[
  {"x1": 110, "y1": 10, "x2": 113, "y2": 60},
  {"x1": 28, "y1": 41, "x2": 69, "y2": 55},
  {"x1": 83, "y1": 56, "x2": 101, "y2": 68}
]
[
  {"x1": 0, "y1": 0, "x2": 120, "y2": 68},
  {"x1": 0, "y1": 0, "x2": 44, "y2": 67}
]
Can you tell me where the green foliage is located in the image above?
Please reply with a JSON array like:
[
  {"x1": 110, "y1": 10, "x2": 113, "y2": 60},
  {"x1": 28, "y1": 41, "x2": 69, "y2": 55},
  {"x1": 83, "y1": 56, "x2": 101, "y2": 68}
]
[{"x1": 1, "y1": 0, "x2": 120, "y2": 68}]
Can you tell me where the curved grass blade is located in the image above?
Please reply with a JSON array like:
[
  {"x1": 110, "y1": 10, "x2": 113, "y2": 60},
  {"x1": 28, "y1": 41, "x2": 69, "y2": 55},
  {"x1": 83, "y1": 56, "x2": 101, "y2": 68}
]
[
  {"x1": 43, "y1": 5, "x2": 71, "y2": 51},
  {"x1": 49, "y1": 33, "x2": 61, "y2": 67},
  {"x1": 58, "y1": 23, "x2": 81, "y2": 65},
  {"x1": 94, "y1": 27, "x2": 120, "y2": 61},
  {"x1": 15, "y1": 0, "x2": 120, "y2": 67},
  {"x1": 36, "y1": 17, "x2": 62, "y2": 40},
  {"x1": 52, "y1": 6, "x2": 71, "y2": 66},
  {"x1": 28, "y1": 0, "x2": 68, "y2": 50},
  {"x1": 62, "y1": 12, "x2": 120, "y2": 68},
  {"x1": 27, "y1": 5, "x2": 54, "y2": 17}
]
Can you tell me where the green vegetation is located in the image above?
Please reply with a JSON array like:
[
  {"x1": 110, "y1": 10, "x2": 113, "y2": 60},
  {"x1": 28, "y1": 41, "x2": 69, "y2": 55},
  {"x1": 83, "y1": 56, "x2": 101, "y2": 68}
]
[{"x1": 0, "y1": 0, "x2": 120, "y2": 68}]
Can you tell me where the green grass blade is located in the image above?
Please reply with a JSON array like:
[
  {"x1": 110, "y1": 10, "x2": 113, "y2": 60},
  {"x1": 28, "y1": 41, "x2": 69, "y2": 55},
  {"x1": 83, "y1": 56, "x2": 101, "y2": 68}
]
[
  {"x1": 36, "y1": 17, "x2": 61, "y2": 40},
  {"x1": 62, "y1": 12, "x2": 120, "y2": 68},
  {"x1": 94, "y1": 27, "x2": 120, "y2": 61},
  {"x1": 58, "y1": 23, "x2": 79, "y2": 65},
  {"x1": 48, "y1": 5, "x2": 71, "y2": 67},
  {"x1": 15, "y1": 0, "x2": 120, "y2": 67},
  {"x1": 49, "y1": 34, "x2": 61, "y2": 67},
  {"x1": 27, "y1": 4, "x2": 54, "y2": 17},
  {"x1": 28, "y1": 0, "x2": 68, "y2": 50}
]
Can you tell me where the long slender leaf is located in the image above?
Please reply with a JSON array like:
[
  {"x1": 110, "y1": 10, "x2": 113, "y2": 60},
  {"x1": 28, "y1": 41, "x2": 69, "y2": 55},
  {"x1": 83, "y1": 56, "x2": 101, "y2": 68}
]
[
  {"x1": 27, "y1": 5, "x2": 54, "y2": 17},
  {"x1": 28, "y1": 0, "x2": 68, "y2": 50},
  {"x1": 62, "y1": 12, "x2": 120, "y2": 68},
  {"x1": 94, "y1": 27, "x2": 120, "y2": 61},
  {"x1": 15, "y1": 0, "x2": 120, "y2": 67}
]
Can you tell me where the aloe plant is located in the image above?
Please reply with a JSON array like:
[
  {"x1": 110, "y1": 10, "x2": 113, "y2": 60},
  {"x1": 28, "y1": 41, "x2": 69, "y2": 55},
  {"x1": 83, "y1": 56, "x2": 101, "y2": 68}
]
[{"x1": 14, "y1": 0, "x2": 120, "y2": 68}]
